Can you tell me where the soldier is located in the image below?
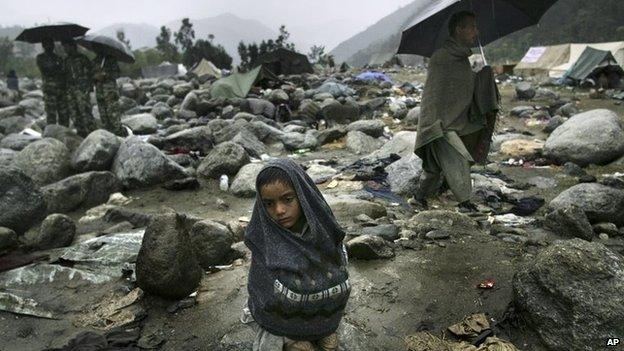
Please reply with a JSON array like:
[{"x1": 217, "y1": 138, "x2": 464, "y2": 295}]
[
  {"x1": 36, "y1": 37, "x2": 69, "y2": 127},
  {"x1": 93, "y1": 53, "x2": 124, "y2": 136},
  {"x1": 62, "y1": 38, "x2": 96, "y2": 137}
]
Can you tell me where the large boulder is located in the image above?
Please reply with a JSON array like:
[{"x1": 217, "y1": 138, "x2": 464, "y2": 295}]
[
  {"x1": 346, "y1": 235, "x2": 395, "y2": 260},
  {"x1": 316, "y1": 126, "x2": 347, "y2": 145},
  {"x1": 230, "y1": 163, "x2": 265, "y2": 197},
  {"x1": 28, "y1": 214, "x2": 76, "y2": 250},
  {"x1": 365, "y1": 131, "x2": 417, "y2": 160},
  {"x1": 42, "y1": 124, "x2": 83, "y2": 152},
  {"x1": 514, "y1": 239, "x2": 624, "y2": 350},
  {"x1": 197, "y1": 142, "x2": 250, "y2": 179},
  {"x1": 0, "y1": 148, "x2": 17, "y2": 168},
  {"x1": 162, "y1": 126, "x2": 213, "y2": 155},
  {"x1": 408, "y1": 210, "x2": 480, "y2": 238},
  {"x1": 544, "y1": 109, "x2": 624, "y2": 166},
  {"x1": 151, "y1": 102, "x2": 174, "y2": 120},
  {"x1": 13, "y1": 138, "x2": 72, "y2": 186},
  {"x1": 0, "y1": 133, "x2": 40, "y2": 151},
  {"x1": 279, "y1": 131, "x2": 319, "y2": 151},
  {"x1": 71, "y1": 129, "x2": 121, "y2": 172},
  {"x1": 112, "y1": 137, "x2": 188, "y2": 189},
  {"x1": 346, "y1": 120, "x2": 385, "y2": 138},
  {"x1": 136, "y1": 212, "x2": 203, "y2": 299},
  {"x1": 346, "y1": 130, "x2": 382, "y2": 155},
  {"x1": 41, "y1": 171, "x2": 121, "y2": 213},
  {"x1": 515, "y1": 82, "x2": 535, "y2": 100},
  {"x1": 121, "y1": 113, "x2": 158, "y2": 134},
  {"x1": 544, "y1": 205, "x2": 594, "y2": 241},
  {"x1": 0, "y1": 167, "x2": 47, "y2": 234},
  {"x1": 324, "y1": 195, "x2": 387, "y2": 221},
  {"x1": 321, "y1": 102, "x2": 360, "y2": 126},
  {"x1": 232, "y1": 129, "x2": 267, "y2": 158},
  {"x1": 0, "y1": 116, "x2": 32, "y2": 134},
  {"x1": 189, "y1": 220, "x2": 234, "y2": 268},
  {"x1": 549, "y1": 183, "x2": 624, "y2": 226},
  {"x1": 385, "y1": 153, "x2": 423, "y2": 195},
  {"x1": 306, "y1": 164, "x2": 337, "y2": 183},
  {"x1": 247, "y1": 98, "x2": 275, "y2": 118}
]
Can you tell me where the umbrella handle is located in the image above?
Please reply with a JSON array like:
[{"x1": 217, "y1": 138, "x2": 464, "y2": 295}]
[{"x1": 478, "y1": 37, "x2": 488, "y2": 66}]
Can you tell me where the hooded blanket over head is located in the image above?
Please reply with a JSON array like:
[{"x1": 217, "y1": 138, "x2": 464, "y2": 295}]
[{"x1": 245, "y1": 158, "x2": 350, "y2": 341}]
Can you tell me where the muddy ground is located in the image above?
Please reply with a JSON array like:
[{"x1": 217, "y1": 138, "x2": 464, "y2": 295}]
[{"x1": 1, "y1": 74, "x2": 623, "y2": 351}]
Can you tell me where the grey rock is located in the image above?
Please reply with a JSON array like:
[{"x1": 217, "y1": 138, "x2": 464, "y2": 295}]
[
  {"x1": 161, "y1": 177, "x2": 200, "y2": 191},
  {"x1": 136, "y1": 212, "x2": 202, "y2": 299},
  {"x1": 190, "y1": 220, "x2": 234, "y2": 268},
  {"x1": 404, "y1": 107, "x2": 421, "y2": 125},
  {"x1": 324, "y1": 195, "x2": 387, "y2": 221},
  {"x1": 316, "y1": 126, "x2": 347, "y2": 145},
  {"x1": 408, "y1": 210, "x2": 480, "y2": 237},
  {"x1": 425, "y1": 230, "x2": 451, "y2": 240},
  {"x1": 542, "y1": 115, "x2": 566, "y2": 134},
  {"x1": 592, "y1": 222, "x2": 619, "y2": 236},
  {"x1": 526, "y1": 176, "x2": 558, "y2": 189},
  {"x1": 515, "y1": 82, "x2": 535, "y2": 100},
  {"x1": 31, "y1": 214, "x2": 75, "y2": 250},
  {"x1": 346, "y1": 120, "x2": 385, "y2": 138},
  {"x1": 267, "y1": 89, "x2": 289, "y2": 104},
  {"x1": 365, "y1": 131, "x2": 417, "y2": 159},
  {"x1": 346, "y1": 235, "x2": 395, "y2": 260},
  {"x1": 122, "y1": 113, "x2": 158, "y2": 134},
  {"x1": 247, "y1": 98, "x2": 275, "y2": 118},
  {"x1": 549, "y1": 183, "x2": 624, "y2": 225},
  {"x1": 0, "y1": 167, "x2": 47, "y2": 234},
  {"x1": 0, "y1": 227, "x2": 17, "y2": 252},
  {"x1": 346, "y1": 130, "x2": 382, "y2": 154},
  {"x1": 316, "y1": 82, "x2": 355, "y2": 98},
  {"x1": 112, "y1": 137, "x2": 188, "y2": 189},
  {"x1": 279, "y1": 131, "x2": 319, "y2": 151},
  {"x1": 556, "y1": 102, "x2": 578, "y2": 117},
  {"x1": 544, "y1": 109, "x2": 624, "y2": 166},
  {"x1": 534, "y1": 88, "x2": 559, "y2": 101},
  {"x1": 563, "y1": 162, "x2": 586, "y2": 177},
  {"x1": 321, "y1": 101, "x2": 360, "y2": 126},
  {"x1": 385, "y1": 153, "x2": 423, "y2": 195},
  {"x1": 230, "y1": 163, "x2": 265, "y2": 197},
  {"x1": 361, "y1": 224, "x2": 399, "y2": 241},
  {"x1": 305, "y1": 164, "x2": 337, "y2": 183},
  {"x1": 514, "y1": 239, "x2": 624, "y2": 350},
  {"x1": 283, "y1": 124, "x2": 306, "y2": 134},
  {"x1": 232, "y1": 129, "x2": 267, "y2": 158},
  {"x1": 197, "y1": 142, "x2": 250, "y2": 179},
  {"x1": 249, "y1": 120, "x2": 283, "y2": 141},
  {"x1": 0, "y1": 105, "x2": 24, "y2": 119},
  {"x1": 0, "y1": 148, "x2": 17, "y2": 167},
  {"x1": 151, "y1": 102, "x2": 174, "y2": 120},
  {"x1": 162, "y1": 126, "x2": 213, "y2": 155},
  {"x1": 180, "y1": 91, "x2": 198, "y2": 113},
  {"x1": 211, "y1": 119, "x2": 251, "y2": 145},
  {"x1": 0, "y1": 133, "x2": 39, "y2": 151},
  {"x1": 173, "y1": 82, "x2": 193, "y2": 99},
  {"x1": 71, "y1": 129, "x2": 121, "y2": 172},
  {"x1": 41, "y1": 171, "x2": 121, "y2": 213},
  {"x1": 42, "y1": 125, "x2": 83, "y2": 152},
  {"x1": 510, "y1": 105, "x2": 535, "y2": 117},
  {"x1": 13, "y1": 138, "x2": 72, "y2": 186},
  {"x1": 104, "y1": 208, "x2": 152, "y2": 228},
  {"x1": 544, "y1": 205, "x2": 594, "y2": 241},
  {"x1": 0, "y1": 116, "x2": 32, "y2": 134}
]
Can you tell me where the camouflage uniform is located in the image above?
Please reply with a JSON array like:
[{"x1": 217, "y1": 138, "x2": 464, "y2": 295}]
[
  {"x1": 93, "y1": 55, "x2": 124, "y2": 136},
  {"x1": 65, "y1": 51, "x2": 97, "y2": 137},
  {"x1": 37, "y1": 51, "x2": 69, "y2": 127}
]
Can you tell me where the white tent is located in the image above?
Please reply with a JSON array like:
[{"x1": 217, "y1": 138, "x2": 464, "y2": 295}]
[{"x1": 549, "y1": 42, "x2": 624, "y2": 78}]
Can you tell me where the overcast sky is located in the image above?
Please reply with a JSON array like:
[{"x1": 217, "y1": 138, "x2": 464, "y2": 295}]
[{"x1": 1, "y1": 0, "x2": 414, "y2": 48}]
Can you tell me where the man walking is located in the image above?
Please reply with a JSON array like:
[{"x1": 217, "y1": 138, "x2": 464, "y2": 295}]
[{"x1": 411, "y1": 11, "x2": 485, "y2": 213}]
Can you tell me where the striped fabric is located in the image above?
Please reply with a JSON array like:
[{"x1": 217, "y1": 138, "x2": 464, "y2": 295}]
[{"x1": 274, "y1": 279, "x2": 351, "y2": 304}]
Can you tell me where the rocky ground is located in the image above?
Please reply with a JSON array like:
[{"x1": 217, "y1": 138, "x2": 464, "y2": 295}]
[{"x1": 0, "y1": 68, "x2": 623, "y2": 351}]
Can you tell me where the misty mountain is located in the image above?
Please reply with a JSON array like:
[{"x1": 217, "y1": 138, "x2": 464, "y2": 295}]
[
  {"x1": 93, "y1": 22, "x2": 160, "y2": 49},
  {"x1": 331, "y1": 0, "x2": 624, "y2": 67}
]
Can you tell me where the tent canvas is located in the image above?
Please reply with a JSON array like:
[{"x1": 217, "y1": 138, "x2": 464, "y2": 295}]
[
  {"x1": 191, "y1": 59, "x2": 222, "y2": 79},
  {"x1": 549, "y1": 41, "x2": 624, "y2": 78},
  {"x1": 210, "y1": 65, "x2": 278, "y2": 99},
  {"x1": 514, "y1": 44, "x2": 570, "y2": 78},
  {"x1": 255, "y1": 48, "x2": 313, "y2": 76},
  {"x1": 564, "y1": 47, "x2": 623, "y2": 81}
]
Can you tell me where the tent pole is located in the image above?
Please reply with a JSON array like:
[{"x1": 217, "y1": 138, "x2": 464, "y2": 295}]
[{"x1": 478, "y1": 37, "x2": 488, "y2": 66}]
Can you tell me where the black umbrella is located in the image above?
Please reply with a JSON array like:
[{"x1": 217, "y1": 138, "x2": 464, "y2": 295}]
[
  {"x1": 76, "y1": 35, "x2": 135, "y2": 64},
  {"x1": 397, "y1": 0, "x2": 559, "y2": 58},
  {"x1": 15, "y1": 23, "x2": 89, "y2": 43}
]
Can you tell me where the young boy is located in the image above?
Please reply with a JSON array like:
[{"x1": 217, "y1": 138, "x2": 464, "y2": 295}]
[{"x1": 245, "y1": 158, "x2": 350, "y2": 351}]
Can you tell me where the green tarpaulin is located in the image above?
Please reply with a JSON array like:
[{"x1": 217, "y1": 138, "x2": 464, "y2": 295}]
[
  {"x1": 565, "y1": 47, "x2": 623, "y2": 81},
  {"x1": 210, "y1": 65, "x2": 278, "y2": 99}
]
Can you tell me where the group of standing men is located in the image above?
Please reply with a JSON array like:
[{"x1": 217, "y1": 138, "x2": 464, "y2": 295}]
[{"x1": 36, "y1": 37, "x2": 125, "y2": 137}]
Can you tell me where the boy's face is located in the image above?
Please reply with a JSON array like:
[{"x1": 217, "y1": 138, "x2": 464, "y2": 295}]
[{"x1": 260, "y1": 181, "x2": 302, "y2": 230}]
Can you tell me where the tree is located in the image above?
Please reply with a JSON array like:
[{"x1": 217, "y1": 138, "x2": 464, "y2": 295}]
[
  {"x1": 116, "y1": 29, "x2": 131, "y2": 50},
  {"x1": 238, "y1": 41, "x2": 249, "y2": 68},
  {"x1": 307, "y1": 45, "x2": 325, "y2": 64},
  {"x1": 183, "y1": 38, "x2": 232, "y2": 70},
  {"x1": 275, "y1": 25, "x2": 295, "y2": 50},
  {"x1": 156, "y1": 26, "x2": 178, "y2": 62},
  {"x1": 174, "y1": 18, "x2": 195, "y2": 52}
]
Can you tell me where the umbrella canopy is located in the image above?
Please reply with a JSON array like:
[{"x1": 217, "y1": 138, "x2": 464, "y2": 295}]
[
  {"x1": 15, "y1": 23, "x2": 89, "y2": 43},
  {"x1": 397, "y1": 0, "x2": 558, "y2": 57},
  {"x1": 76, "y1": 35, "x2": 135, "y2": 63}
]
